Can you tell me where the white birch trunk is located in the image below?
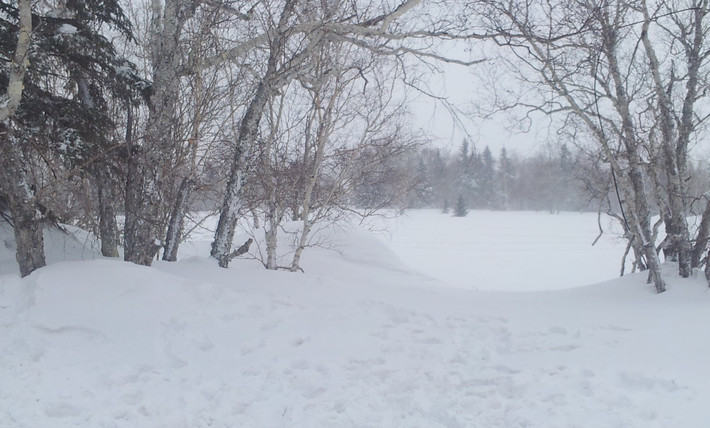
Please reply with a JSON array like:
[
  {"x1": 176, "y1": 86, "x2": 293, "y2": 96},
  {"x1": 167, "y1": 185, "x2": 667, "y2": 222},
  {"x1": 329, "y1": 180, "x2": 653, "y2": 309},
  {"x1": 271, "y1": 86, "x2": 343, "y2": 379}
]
[
  {"x1": 124, "y1": 0, "x2": 194, "y2": 266},
  {"x1": 0, "y1": 0, "x2": 45, "y2": 277}
]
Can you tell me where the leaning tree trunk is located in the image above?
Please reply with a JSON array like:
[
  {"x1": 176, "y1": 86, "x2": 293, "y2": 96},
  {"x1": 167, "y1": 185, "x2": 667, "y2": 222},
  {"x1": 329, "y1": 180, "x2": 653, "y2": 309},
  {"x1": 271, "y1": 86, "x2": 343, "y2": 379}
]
[
  {"x1": 211, "y1": 0, "x2": 298, "y2": 268},
  {"x1": 640, "y1": 3, "x2": 698, "y2": 279},
  {"x1": 211, "y1": 80, "x2": 271, "y2": 268},
  {"x1": 290, "y1": 117, "x2": 328, "y2": 272},
  {"x1": 162, "y1": 177, "x2": 194, "y2": 262},
  {"x1": 692, "y1": 199, "x2": 710, "y2": 267},
  {"x1": 603, "y1": 19, "x2": 666, "y2": 293},
  {"x1": 627, "y1": 166, "x2": 666, "y2": 293}
]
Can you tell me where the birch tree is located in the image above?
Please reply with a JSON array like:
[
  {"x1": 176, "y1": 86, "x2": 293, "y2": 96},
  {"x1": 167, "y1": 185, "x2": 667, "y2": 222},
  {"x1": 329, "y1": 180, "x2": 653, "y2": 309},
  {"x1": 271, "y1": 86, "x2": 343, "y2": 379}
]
[
  {"x1": 289, "y1": 53, "x2": 417, "y2": 271},
  {"x1": 209, "y1": 0, "x2": 463, "y2": 267},
  {"x1": 472, "y1": 0, "x2": 669, "y2": 292},
  {"x1": 123, "y1": 0, "x2": 200, "y2": 265},
  {"x1": 0, "y1": 0, "x2": 38, "y2": 277},
  {"x1": 638, "y1": 0, "x2": 710, "y2": 278},
  {"x1": 210, "y1": 0, "x2": 306, "y2": 267}
]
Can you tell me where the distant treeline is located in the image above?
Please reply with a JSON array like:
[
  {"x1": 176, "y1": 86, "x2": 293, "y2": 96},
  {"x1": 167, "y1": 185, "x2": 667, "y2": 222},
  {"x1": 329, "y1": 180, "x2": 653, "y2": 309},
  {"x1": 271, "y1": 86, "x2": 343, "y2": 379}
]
[{"x1": 350, "y1": 140, "x2": 710, "y2": 217}]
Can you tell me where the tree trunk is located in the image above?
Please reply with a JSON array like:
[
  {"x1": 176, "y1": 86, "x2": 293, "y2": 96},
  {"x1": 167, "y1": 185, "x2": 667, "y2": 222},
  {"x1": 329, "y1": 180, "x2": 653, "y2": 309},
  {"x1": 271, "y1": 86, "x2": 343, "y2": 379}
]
[
  {"x1": 663, "y1": 213, "x2": 692, "y2": 277},
  {"x1": 290, "y1": 123, "x2": 328, "y2": 272},
  {"x1": 640, "y1": 2, "x2": 698, "y2": 279},
  {"x1": 96, "y1": 164, "x2": 119, "y2": 258},
  {"x1": 162, "y1": 177, "x2": 194, "y2": 262},
  {"x1": 264, "y1": 196, "x2": 279, "y2": 270},
  {"x1": 692, "y1": 199, "x2": 710, "y2": 267},
  {"x1": 602, "y1": 17, "x2": 666, "y2": 293},
  {"x1": 211, "y1": 81, "x2": 271, "y2": 267},
  {"x1": 0, "y1": 141, "x2": 46, "y2": 277},
  {"x1": 211, "y1": 0, "x2": 298, "y2": 268},
  {"x1": 628, "y1": 167, "x2": 666, "y2": 293},
  {"x1": 124, "y1": 148, "x2": 163, "y2": 265},
  {"x1": 0, "y1": 0, "x2": 32, "y2": 123},
  {"x1": 123, "y1": 0, "x2": 193, "y2": 266},
  {"x1": 0, "y1": 0, "x2": 42, "y2": 277}
]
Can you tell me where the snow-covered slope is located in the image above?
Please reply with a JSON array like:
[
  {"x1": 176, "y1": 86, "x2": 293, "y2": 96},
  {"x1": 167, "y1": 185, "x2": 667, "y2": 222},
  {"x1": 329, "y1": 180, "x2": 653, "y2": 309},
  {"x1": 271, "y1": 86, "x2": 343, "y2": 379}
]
[{"x1": 1, "y1": 213, "x2": 709, "y2": 427}]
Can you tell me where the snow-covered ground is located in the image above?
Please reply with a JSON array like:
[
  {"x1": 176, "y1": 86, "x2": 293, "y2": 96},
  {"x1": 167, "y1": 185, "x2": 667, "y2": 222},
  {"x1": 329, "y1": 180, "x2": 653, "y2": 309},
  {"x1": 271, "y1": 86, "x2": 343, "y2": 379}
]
[
  {"x1": 368, "y1": 210, "x2": 629, "y2": 291},
  {"x1": 1, "y1": 210, "x2": 709, "y2": 427}
]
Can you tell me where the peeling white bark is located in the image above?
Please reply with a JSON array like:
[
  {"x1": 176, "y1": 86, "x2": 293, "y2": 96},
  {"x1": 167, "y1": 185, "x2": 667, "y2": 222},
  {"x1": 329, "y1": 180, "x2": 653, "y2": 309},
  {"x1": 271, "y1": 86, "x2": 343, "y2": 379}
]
[{"x1": 0, "y1": 0, "x2": 32, "y2": 123}]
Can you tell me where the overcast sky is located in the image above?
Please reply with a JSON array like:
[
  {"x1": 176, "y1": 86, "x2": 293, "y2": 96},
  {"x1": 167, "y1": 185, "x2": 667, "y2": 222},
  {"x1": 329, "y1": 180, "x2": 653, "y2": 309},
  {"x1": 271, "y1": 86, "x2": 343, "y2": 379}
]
[{"x1": 407, "y1": 42, "x2": 550, "y2": 158}]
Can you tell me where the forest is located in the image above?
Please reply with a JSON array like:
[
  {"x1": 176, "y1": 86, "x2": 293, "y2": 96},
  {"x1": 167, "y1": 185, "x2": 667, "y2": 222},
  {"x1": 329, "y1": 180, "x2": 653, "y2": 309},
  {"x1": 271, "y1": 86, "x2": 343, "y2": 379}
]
[{"x1": 3, "y1": 0, "x2": 710, "y2": 294}]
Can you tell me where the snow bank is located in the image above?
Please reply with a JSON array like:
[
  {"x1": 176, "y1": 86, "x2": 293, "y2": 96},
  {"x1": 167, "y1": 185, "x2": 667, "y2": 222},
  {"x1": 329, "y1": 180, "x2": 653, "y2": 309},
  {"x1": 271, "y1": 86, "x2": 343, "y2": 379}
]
[
  {"x1": 1, "y1": 213, "x2": 709, "y2": 427},
  {"x1": 1, "y1": 221, "x2": 101, "y2": 276}
]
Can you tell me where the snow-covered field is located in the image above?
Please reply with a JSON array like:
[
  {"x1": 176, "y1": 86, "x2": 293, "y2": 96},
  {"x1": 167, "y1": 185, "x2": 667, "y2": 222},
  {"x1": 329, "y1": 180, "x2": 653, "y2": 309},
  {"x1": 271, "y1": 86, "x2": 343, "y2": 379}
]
[
  {"x1": 1, "y1": 210, "x2": 709, "y2": 427},
  {"x1": 368, "y1": 210, "x2": 629, "y2": 291}
]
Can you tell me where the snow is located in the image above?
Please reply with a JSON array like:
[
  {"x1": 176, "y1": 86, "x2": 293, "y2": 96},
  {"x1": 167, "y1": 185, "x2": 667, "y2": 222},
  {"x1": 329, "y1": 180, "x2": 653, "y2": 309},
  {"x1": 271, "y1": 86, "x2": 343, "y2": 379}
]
[
  {"x1": 57, "y1": 24, "x2": 78, "y2": 35},
  {"x1": 367, "y1": 210, "x2": 629, "y2": 291},
  {"x1": 1, "y1": 211, "x2": 709, "y2": 427}
]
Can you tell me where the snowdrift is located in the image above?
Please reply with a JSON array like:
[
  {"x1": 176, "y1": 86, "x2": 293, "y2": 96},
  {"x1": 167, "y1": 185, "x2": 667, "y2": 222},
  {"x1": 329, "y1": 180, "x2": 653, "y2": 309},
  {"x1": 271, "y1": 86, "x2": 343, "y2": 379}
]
[{"x1": 1, "y1": 214, "x2": 709, "y2": 427}]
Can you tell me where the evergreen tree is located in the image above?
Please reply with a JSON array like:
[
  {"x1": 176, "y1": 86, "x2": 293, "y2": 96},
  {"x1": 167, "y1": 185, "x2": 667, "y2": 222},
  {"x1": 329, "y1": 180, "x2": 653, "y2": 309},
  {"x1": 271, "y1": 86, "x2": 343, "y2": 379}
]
[
  {"x1": 454, "y1": 139, "x2": 475, "y2": 208},
  {"x1": 480, "y1": 145, "x2": 496, "y2": 209},
  {"x1": 497, "y1": 147, "x2": 515, "y2": 210},
  {"x1": 557, "y1": 143, "x2": 576, "y2": 210},
  {"x1": 414, "y1": 157, "x2": 434, "y2": 208},
  {"x1": 453, "y1": 194, "x2": 468, "y2": 217},
  {"x1": 0, "y1": 0, "x2": 143, "y2": 275}
]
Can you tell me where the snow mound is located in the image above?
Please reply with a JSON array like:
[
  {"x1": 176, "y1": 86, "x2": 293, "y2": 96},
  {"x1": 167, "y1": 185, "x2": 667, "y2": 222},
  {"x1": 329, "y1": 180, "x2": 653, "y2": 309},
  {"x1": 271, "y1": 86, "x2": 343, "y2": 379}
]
[
  {"x1": 1, "y1": 215, "x2": 710, "y2": 427},
  {"x1": 0, "y1": 220, "x2": 102, "y2": 276}
]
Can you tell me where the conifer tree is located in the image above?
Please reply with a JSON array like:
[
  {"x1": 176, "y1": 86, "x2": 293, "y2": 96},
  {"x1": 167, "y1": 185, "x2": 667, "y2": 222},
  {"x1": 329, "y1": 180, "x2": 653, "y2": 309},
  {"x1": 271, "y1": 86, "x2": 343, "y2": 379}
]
[
  {"x1": 0, "y1": 0, "x2": 142, "y2": 275},
  {"x1": 480, "y1": 145, "x2": 496, "y2": 209},
  {"x1": 453, "y1": 194, "x2": 468, "y2": 217}
]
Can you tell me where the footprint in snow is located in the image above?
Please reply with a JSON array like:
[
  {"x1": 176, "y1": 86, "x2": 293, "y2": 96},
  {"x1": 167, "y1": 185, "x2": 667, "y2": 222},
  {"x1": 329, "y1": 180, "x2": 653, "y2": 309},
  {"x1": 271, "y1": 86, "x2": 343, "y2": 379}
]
[
  {"x1": 493, "y1": 365, "x2": 521, "y2": 374},
  {"x1": 416, "y1": 336, "x2": 444, "y2": 345},
  {"x1": 291, "y1": 336, "x2": 310, "y2": 347},
  {"x1": 44, "y1": 402, "x2": 81, "y2": 418},
  {"x1": 259, "y1": 318, "x2": 282, "y2": 332},
  {"x1": 619, "y1": 372, "x2": 685, "y2": 392}
]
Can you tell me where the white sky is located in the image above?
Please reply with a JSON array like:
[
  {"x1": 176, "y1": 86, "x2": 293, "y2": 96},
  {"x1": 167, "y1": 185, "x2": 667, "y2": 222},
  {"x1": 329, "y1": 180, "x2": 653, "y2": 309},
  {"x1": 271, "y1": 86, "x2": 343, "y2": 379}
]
[{"x1": 407, "y1": 42, "x2": 551, "y2": 158}]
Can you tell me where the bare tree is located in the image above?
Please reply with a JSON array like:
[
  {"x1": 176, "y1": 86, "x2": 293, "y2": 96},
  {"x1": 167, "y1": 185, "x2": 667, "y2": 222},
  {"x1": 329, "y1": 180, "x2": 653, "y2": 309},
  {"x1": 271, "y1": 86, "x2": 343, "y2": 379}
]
[
  {"x1": 472, "y1": 0, "x2": 673, "y2": 292},
  {"x1": 123, "y1": 0, "x2": 201, "y2": 265},
  {"x1": 638, "y1": 0, "x2": 710, "y2": 277},
  {"x1": 289, "y1": 56, "x2": 416, "y2": 271},
  {"x1": 209, "y1": 0, "x2": 466, "y2": 267},
  {"x1": 211, "y1": 0, "x2": 309, "y2": 267}
]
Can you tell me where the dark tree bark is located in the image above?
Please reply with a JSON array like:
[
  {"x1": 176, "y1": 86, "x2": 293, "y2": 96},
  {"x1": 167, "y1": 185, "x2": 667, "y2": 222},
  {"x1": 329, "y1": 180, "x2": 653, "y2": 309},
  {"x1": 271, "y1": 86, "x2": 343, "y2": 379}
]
[{"x1": 95, "y1": 163, "x2": 120, "y2": 258}]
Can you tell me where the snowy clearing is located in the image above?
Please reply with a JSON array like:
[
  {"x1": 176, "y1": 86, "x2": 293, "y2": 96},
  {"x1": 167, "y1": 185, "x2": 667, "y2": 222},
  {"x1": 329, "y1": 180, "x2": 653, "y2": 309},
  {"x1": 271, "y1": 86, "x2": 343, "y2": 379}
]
[
  {"x1": 1, "y1": 211, "x2": 709, "y2": 427},
  {"x1": 369, "y1": 210, "x2": 629, "y2": 291}
]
